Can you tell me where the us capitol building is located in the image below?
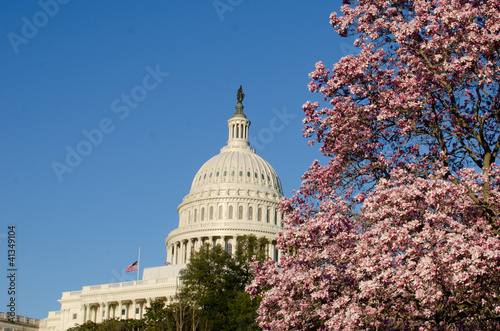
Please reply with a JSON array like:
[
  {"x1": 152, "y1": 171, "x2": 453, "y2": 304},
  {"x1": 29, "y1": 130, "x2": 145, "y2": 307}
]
[{"x1": 39, "y1": 87, "x2": 284, "y2": 331}]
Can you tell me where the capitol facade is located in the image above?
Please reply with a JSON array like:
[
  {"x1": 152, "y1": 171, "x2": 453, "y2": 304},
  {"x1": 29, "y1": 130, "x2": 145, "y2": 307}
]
[{"x1": 40, "y1": 88, "x2": 284, "y2": 331}]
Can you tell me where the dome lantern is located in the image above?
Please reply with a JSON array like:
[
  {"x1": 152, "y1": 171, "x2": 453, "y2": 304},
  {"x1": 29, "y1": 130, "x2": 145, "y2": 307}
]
[{"x1": 226, "y1": 86, "x2": 251, "y2": 149}]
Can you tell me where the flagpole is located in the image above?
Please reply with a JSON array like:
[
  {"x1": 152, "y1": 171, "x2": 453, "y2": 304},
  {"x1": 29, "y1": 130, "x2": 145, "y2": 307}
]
[{"x1": 137, "y1": 246, "x2": 141, "y2": 282}]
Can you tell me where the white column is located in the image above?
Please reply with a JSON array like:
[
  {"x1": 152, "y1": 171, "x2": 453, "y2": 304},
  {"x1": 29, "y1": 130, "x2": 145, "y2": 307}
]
[
  {"x1": 166, "y1": 244, "x2": 170, "y2": 265},
  {"x1": 106, "y1": 302, "x2": 110, "y2": 320},
  {"x1": 179, "y1": 241, "x2": 183, "y2": 264},
  {"x1": 178, "y1": 241, "x2": 182, "y2": 263},
  {"x1": 182, "y1": 240, "x2": 187, "y2": 263},
  {"x1": 98, "y1": 302, "x2": 104, "y2": 323},
  {"x1": 88, "y1": 304, "x2": 93, "y2": 322},
  {"x1": 187, "y1": 239, "x2": 193, "y2": 263},
  {"x1": 82, "y1": 305, "x2": 87, "y2": 323}
]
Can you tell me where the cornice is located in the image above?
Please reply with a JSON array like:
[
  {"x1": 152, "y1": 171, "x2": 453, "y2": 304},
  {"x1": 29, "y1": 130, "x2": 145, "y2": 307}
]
[{"x1": 165, "y1": 223, "x2": 282, "y2": 244}]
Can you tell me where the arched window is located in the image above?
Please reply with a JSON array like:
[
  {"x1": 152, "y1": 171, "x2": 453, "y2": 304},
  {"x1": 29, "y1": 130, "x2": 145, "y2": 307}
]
[
  {"x1": 218, "y1": 205, "x2": 223, "y2": 219},
  {"x1": 229, "y1": 206, "x2": 233, "y2": 219},
  {"x1": 238, "y1": 206, "x2": 243, "y2": 220},
  {"x1": 258, "y1": 207, "x2": 262, "y2": 222},
  {"x1": 209, "y1": 206, "x2": 214, "y2": 220},
  {"x1": 201, "y1": 208, "x2": 205, "y2": 221},
  {"x1": 188, "y1": 211, "x2": 191, "y2": 224},
  {"x1": 248, "y1": 206, "x2": 253, "y2": 220},
  {"x1": 194, "y1": 209, "x2": 197, "y2": 222},
  {"x1": 226, "y1": 243, "x2": 232, "y2": 255},
  {"x1": 274, "y1": 209, "x2": 278, "y2": 225},
  {"x1": 266, "y1": 208, "x2": 270, "y2": 223}
]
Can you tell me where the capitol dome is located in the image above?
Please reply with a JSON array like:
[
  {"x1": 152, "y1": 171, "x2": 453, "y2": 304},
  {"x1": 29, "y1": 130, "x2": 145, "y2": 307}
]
[
  {"x1": 190, "y1": 149, "x2": 283, "y2": 195},
  {"x1": 165, "y1": 87, "x2": 283, "y2": 265}
]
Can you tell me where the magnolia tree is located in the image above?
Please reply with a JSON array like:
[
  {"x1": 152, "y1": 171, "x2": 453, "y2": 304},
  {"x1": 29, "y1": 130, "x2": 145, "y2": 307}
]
[{"x1": 248, "y1": 1, "x2": 500, "y2": 330}]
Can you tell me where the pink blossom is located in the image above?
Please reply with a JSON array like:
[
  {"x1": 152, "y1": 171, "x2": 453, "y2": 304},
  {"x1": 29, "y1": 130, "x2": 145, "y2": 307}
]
[{"x1": 250, "y1": 1, "x2": 500, "y2": 329}]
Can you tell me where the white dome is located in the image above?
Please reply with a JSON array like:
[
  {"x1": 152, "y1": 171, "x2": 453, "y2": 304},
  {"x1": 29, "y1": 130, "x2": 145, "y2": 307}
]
[
  {"x1": 165, "y1": 88, "x2": 283, "y2": 265},
  {"x1": 190, "y1": 149, "x2": 283, "y2": 195}
]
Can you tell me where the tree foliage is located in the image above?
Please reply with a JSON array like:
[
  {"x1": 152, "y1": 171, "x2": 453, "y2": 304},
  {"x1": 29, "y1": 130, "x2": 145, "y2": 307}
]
[
  {"x1": 235, "y1": 234, "x2": 271, "y2": 282},
  {"x1": 142, "y1": 298, "x2": 176, "y2": 330},
  {"x1": 249, "y1": 1, "x2": 500, "y2": 330},
  {"x1": 67, "y1": 318, "x2": 145, "y2": 331},
  {"x1": 179, "y1": 238, "x2": 265, "y2": 331}
]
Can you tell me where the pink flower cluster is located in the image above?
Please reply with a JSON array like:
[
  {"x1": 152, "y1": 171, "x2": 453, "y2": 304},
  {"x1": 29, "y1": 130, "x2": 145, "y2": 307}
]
[
  {"x1": 249, "y1": 168, "x2": 500, "y2": 330},
  {"x1": 249, "y1": 1, "x2": 500, "y2": 329}
]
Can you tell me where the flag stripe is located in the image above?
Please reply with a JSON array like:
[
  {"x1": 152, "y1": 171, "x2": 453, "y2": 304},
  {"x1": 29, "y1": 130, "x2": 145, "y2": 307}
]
[{"x1": 125, "y1": 261, "x2": 138, "y2": 273}]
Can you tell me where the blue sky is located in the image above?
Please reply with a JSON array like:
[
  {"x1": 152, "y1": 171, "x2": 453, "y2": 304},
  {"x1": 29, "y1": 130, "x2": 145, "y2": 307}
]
[{"x1": 0, "y1": 1, "x2": 355, "y2": 319}]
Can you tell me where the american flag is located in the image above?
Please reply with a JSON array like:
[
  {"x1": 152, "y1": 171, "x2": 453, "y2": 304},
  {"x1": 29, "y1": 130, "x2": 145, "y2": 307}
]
[{"x1": 125, "y1": 261, "x2": 138, "y2": 273}]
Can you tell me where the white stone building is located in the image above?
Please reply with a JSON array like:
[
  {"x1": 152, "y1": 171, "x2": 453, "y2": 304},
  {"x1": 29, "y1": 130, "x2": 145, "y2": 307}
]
[
  {"x1": 40, "y1": 88, "x2": 283, "y2": 331},
  {"x1": 0, "y1": 313, "x2": 41, "y2": 331}
]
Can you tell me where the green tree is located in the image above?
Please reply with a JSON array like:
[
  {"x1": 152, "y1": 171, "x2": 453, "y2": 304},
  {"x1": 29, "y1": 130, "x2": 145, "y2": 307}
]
[
  {"x1": 143, "y1": 298, "x2": 176, "y2": 331},
  {"x1": 235, "y1": 235, "x2": 269, "y2": 264},
  {"x1": 179, "y1": 237, "x2": 267, "y2": 331},
  {"x1": 67, "y1": 320, "x2": 99, "y2": 331},
  {"x1": 68, "y1": 318, "x2": 145, "y2": 331}
]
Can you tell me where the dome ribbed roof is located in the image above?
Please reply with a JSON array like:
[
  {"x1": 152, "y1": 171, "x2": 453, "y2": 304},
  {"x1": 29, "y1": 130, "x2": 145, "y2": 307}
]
[{"x1": 190, "y1": 149, "x2": 283, "y2": 194}]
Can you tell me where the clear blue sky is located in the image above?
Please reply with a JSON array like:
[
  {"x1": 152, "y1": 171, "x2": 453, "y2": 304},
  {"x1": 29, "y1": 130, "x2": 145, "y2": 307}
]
[{"x1": 0, "y1": 1, "x2": 355, "y2": 319}]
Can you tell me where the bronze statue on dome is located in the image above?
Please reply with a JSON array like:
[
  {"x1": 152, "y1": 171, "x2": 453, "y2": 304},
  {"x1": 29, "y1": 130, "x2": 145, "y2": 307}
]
[{"x1": 237, "y1": 85, "x2": 244, "y2": 103}]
